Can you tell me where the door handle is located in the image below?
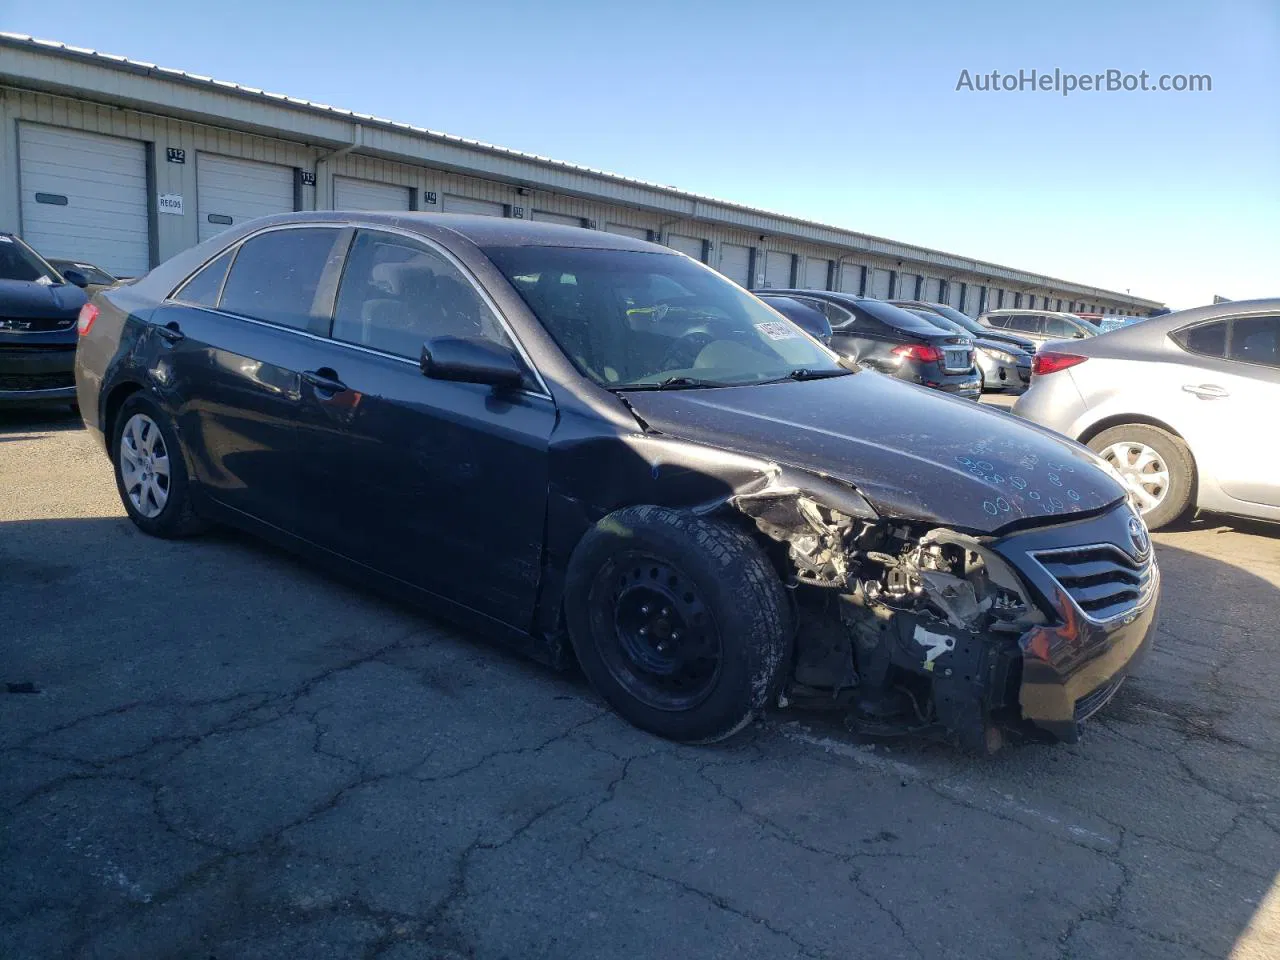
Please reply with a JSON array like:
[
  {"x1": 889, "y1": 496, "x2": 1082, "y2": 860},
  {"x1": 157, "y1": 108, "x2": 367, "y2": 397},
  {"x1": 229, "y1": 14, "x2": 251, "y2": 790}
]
[
  {"x1": 1182, "y1": 383, "x2": 1229, "y2": 399},
  {"x1": 301, "y1": 368, "x2": 348, "y2": 394},
  {"x1": 156, "y1": 321, "x2": 185, "y2": 344}
]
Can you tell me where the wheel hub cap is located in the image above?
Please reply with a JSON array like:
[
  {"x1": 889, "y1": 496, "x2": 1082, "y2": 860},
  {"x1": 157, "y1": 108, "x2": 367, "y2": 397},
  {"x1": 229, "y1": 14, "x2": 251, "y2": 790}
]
[
  {"x1": 1098, "y1": 440, "x2": 1170, "y2": 514},
  {"x1": 119, "y1": 413, "x2": 171, "y2": 519}
]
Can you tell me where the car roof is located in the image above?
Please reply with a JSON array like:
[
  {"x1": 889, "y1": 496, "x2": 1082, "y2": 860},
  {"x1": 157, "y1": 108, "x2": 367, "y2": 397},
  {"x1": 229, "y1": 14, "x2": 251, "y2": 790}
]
[
  {"x1": 229, "y1": 211, "x2": 668, "y2": 252},
  {"x1": 1115, "y1": 297, "x2": 1280, "y2": 336}
]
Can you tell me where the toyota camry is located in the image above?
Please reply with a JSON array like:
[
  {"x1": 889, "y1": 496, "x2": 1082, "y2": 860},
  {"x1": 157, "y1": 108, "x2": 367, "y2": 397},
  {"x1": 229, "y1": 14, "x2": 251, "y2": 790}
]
[{"x1": 75, "y1": 214, "x2": 1158, "y2": 749}]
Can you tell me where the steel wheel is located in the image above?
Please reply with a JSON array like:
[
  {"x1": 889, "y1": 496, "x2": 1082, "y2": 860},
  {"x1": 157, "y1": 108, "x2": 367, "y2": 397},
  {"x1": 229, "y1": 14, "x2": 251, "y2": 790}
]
[
  {"x1": 593, "y1": 553, "x2": 723, "y2": 712},
  {"x1": 118, "y1": 412, "x2": 171, "y2": 518},
  {"x1": 1098, "y1": 440, "x2": 1169, "y2": 514}
]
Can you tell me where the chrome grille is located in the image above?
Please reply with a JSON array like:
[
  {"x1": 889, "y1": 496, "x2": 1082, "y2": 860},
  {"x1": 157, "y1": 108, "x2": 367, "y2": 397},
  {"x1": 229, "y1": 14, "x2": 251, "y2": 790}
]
[
  {"x1": 1031, "y1": 543, "x2": 1156, "y2": 623},
  {"x1": 0, "y1": 316, "x2": 74, "y2": 332}
]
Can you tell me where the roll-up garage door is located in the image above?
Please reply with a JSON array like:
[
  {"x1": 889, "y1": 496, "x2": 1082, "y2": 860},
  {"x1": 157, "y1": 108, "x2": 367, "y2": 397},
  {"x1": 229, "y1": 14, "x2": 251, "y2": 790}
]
[
  {"x1": 763, "y1": 251, "x2": 793, "y2": 288},
  {"x1": 667, "y1": 234, "x2": 703, "y2": 260},
  {"x1": 334, "y1": 177, "x2": 412, "y2": 211},
  {"x1": 897, "y1": 273, "x2": 919, "y2": 299},
  {"x1": 806, "y1": 257, "x2": 830, "y2": 289},
  {"x1": 838, "y1": 263, "x2": 862, "y2": 293},
  {"x1": 197, "y1": 154, "x2": 295, "y2": 242},
  {"x1": 718, "y1": 243, "x2": 752, "y2": 287},
  {"x1": 18, "y1": 123, "x2": 150, "y2": 278},
  {"x1": 923, "y1": 278, "x2": 942, "y2": 303},
  {"x1": 966, "y1": 286, "x2": 985, "y2": 317},
  {"x1": 442, "y1": 194, "x2": 505, "y2": 217},
  {"x1": 532, "y1": 210, "x2": 584, "y2": 226},
  {"x1": 870, "y1": 269, "x2": 892, "y2": 299},
  {"x1": 607, "y1": 223, "x2": 652, "y2": 241}
]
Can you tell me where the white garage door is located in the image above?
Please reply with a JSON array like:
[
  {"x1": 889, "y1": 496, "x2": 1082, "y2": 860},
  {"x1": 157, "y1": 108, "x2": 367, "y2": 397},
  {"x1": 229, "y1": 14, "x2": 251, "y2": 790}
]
[
  {"x1": 870, "y1": 269, "x2": 892, "y2": 299},
  {"x1": 443, "y1": 194, "x2": 504, "y2": 217},
  {"x1": 718, "y1": 243, "x2": 752, "y2": 287},
  {"x1": 667, "y1": 234, "x2": 702, "y2": 260},
  {"x1": 806, "y1": 257, "x2": 830, "y2": 289},
  {"x1": 897, "y1": 272, "x2": 919, "y2": 299},
  {"x1": 334, "y1": 176, "x2": 412, "y2": 211},
  {"x1": 923, "y1": 278, "x2": 942, "y2": 303},
  {"x1": 532, "y1": 210, "x2": 583, "y2": 226},
  {"x1": 197, "y1": 154, "x2": 295, "y2": 243},
  {"x1": 608, "y1": 223, "x2": 653, "y2": 242},
  {"x1": 18, "y1": 123, "x2": 150, "y2": 278},
  {"x1": 967, "y1": 286, "x2": 985, "y2": 317},
  {"x1": 838, "y1": 263, "x2": 862, "y2": 293},
  {"x1": 763, "y1": 251, "x2": 793, "y2": 288}
]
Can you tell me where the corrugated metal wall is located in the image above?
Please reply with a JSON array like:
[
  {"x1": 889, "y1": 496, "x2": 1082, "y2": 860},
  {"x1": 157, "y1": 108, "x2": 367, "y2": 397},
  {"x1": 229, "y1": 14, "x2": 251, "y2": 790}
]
[{"x1": 0, "y1": 84, "x2": 1147, "y2": 314}]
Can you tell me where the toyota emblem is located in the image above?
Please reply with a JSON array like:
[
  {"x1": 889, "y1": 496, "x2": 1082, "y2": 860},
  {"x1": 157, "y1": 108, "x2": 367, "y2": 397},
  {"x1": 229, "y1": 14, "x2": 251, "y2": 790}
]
[{"x1": 1127, "y1": 516, "x2": 1150, "y2": 557}]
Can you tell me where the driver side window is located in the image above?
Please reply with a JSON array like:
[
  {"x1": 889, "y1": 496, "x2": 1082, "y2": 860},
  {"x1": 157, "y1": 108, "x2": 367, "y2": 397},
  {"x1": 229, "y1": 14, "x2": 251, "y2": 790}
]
[{"x1": 331, "y1": 230, "x2": 514, "y2": 361}]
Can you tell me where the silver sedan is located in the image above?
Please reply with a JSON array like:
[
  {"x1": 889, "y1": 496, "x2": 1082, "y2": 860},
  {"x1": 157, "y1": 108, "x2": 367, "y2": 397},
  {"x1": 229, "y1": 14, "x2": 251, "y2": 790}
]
[{"x1": 1013, "y1": 298, "x2": 1280, "y2": 529}]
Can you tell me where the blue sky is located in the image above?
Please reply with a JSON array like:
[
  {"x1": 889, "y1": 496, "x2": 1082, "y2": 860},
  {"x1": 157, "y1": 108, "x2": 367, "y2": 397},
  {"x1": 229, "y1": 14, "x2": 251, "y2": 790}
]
[{"x1": 4, "y1": 0, "x2": 1276, "y2": 307}]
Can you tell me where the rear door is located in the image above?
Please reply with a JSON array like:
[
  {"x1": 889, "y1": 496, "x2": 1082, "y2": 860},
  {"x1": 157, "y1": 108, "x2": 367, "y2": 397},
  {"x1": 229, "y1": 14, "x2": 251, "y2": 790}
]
[
  {"x1": 1173, "y1": 315, "x2": 1280, "y2": 510},
  {"x1": 293, "y1": 228, "x2": 556, "y2": 628},
  {"x1": 153, "y1": 225, "x2": 350, "y2": 531}
]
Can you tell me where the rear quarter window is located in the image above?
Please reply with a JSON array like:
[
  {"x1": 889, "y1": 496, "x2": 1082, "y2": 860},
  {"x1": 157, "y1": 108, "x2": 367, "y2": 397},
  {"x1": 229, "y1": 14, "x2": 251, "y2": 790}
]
[{"x1": 1173, "y1": 320, "x2": 1227, "y2": 358}]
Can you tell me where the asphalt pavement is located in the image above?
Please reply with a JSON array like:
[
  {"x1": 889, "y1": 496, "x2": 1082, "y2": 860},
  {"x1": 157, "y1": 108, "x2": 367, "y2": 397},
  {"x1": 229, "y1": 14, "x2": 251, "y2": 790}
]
[{"x1": 2, "y1": 405, "x2": 1277, "y2": 960}]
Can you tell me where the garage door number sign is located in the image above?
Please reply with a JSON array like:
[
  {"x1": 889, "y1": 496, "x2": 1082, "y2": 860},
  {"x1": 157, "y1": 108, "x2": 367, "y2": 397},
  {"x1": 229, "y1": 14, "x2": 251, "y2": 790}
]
[{"x1": 158, "y1": 194, "x2": 184, "y2": 215}]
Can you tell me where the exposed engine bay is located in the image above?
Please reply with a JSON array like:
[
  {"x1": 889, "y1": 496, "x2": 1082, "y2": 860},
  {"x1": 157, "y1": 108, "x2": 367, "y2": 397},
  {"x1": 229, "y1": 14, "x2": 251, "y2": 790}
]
[{"x1": 731, "y1": 489, "x2": 1049, "y2": 752}]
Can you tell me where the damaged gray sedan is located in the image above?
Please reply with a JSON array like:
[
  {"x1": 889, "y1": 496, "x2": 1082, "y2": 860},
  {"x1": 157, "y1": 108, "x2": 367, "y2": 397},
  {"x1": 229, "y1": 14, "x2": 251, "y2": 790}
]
[{"x1": 75, "y1": 214, "x2": 1158, "y2": 750}]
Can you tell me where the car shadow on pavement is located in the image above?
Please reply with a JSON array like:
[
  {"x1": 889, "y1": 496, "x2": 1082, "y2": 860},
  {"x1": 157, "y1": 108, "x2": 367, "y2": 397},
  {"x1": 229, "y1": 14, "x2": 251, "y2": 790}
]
[
  {"x1": 0, "y1": 406, "x2": 84, "y2": 441},
  {"x1": 1, "y1": 514, "x2": 1278, "y2": 959}
]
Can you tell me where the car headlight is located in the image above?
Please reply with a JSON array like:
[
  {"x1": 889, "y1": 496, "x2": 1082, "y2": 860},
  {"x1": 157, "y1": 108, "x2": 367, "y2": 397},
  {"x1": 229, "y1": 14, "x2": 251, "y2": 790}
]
[{"x1": 980, "y1": 348, "x2": 1016, "y2": 364}]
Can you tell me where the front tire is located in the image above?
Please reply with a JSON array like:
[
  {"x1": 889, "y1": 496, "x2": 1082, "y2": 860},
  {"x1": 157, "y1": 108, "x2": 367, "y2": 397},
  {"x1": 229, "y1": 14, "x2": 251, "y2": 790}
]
[
  {"x1": 564, "y1": 505, "x2": 791, "y2": 743},
  {"x1": 1088, "y1": 423, "x2": 1195, "y2": 530},
  {"x1": 111, "y1": 393, "x2": 206, "y2": 538}
]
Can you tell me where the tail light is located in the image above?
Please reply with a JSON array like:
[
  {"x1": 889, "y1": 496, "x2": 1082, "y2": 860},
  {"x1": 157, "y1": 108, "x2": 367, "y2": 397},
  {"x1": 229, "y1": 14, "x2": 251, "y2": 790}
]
[
  {"x1": 892, "y1": 344, "x2": 944, "y2": 363},
  {"x1": 76, "y1": 303, "x2": 99, "y2": 336},
  {"x1": 1032, "y1": 351, "x2": 1087, "y2": 376}
]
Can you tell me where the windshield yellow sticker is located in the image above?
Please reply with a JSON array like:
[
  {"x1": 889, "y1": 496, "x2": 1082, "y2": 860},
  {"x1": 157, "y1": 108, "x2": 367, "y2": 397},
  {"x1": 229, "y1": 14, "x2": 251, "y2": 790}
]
[{"x1": 755, "y1": 321, "x2": 798, "y2": 340}]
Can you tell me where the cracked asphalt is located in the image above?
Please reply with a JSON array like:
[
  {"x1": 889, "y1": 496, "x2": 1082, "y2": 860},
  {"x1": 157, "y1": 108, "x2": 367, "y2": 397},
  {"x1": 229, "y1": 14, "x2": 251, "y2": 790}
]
[{"x1": 2, "y1": 407, "x2": 1278, "y2": 960}]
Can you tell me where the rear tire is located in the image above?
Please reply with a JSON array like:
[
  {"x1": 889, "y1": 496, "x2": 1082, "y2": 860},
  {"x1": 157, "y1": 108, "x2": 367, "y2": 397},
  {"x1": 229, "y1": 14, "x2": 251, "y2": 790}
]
[
  {"x1": 111, "y1": 393, "x2": 207, "y2": 538},
  {"x1": 564, "y1": 505, "x2": 791, "y2": 743},
  {"x1": 1088, "y1": 423, "x2": 1195, "y2": 530}
]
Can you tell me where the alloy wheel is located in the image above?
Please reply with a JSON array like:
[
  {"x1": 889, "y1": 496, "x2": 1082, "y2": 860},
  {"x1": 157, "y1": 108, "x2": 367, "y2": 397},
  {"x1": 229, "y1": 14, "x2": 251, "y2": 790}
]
[
  {"x1": 119, "y1": 413, "x2": 171, "y2": 518},
  {"x1": 1098, "y1": 440, "x2": 1170, "y2": 514}
]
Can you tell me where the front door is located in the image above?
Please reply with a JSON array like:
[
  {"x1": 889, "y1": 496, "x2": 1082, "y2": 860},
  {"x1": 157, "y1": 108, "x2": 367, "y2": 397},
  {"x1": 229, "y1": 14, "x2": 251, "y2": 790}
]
[{"x1": 294, "y1": 228, "x2": 556, "y2": 629}]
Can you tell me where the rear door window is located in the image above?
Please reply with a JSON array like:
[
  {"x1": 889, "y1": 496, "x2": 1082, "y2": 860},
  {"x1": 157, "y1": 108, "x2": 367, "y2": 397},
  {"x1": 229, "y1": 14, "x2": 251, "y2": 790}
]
[
  {"x1": 1175, "y1": 320, "x2": 1227, "y2": 358},
  {"x1": 219, "y1": 228, "x2": 346, "y2": 332},
  {"x1": 1227, "y1": 316, "x2": 1280, "y2": 368},
  {"x1": 984, "y1": 314, "x2": 1009, "y2": 328},
  {"x1": 1044, "y1": 316, "x2": 1076, "y2": 338},
  {"x1": 1009, "y1": 315, "x2": 1044, "y2": 334}
]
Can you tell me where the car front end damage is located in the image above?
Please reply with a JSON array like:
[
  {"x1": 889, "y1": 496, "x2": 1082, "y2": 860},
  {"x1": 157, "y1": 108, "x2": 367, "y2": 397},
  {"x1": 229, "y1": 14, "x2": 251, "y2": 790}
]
[{"x1": 726, "y1": 475, "x2": 1158, "y2": 750}]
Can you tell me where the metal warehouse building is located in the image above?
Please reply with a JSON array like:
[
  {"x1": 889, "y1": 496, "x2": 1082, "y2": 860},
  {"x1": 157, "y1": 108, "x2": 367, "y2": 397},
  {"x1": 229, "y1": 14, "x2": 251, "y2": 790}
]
[{"x1": 0, "y1": 33, "x2": 1161, "y2": 317}]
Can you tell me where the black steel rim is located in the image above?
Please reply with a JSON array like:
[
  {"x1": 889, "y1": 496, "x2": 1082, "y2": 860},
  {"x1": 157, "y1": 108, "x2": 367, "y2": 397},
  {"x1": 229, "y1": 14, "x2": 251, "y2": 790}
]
[{"x1": 589, "y1": 552, "x2": 722, "y2": 712}]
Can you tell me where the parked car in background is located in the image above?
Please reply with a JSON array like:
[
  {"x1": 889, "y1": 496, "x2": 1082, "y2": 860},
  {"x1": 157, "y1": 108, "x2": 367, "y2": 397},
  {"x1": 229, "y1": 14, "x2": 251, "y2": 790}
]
[
  {"x1": 980, "y1": 309, "x2": 1100, "y2": 348},
  {"x1": 756, "y1": 290, "x2": 980, "y2": 399},
  {"x1": 0, "y1": 232, "x2": 88, "y2": 407},
  {"x1": 76, "y1": 212, "x2": 1155, "y2": 749},
  {"x1": 891, "y1": 299, "x2": 1038, "y2": 353},
  {"x1": 1014, "y1": 299, "x2": 1280, "y2": 529},
  {"x1": 892, "y1": 300, "x2": 1032, "y2": 392},
  {"x1": 47, "y1": 258, "x2": 120, "y2": 296},
  {"x1": 1096, "y1": 315, "x2": 1145, "y2": 333},
  {"x1": 755, "y1": 295, "x2": 832, "y2": 344}
]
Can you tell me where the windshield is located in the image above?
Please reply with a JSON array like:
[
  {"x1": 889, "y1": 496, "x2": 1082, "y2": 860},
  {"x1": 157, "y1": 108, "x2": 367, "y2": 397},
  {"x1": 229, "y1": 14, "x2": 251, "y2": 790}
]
[
  {"x1": 484, "y1": 246, "x2": 847, "y2": 388},
  {"x1": 51, "y1": 260, "x2": 114, "y2": 285},
  {"x1": 0, "y1": 235, "x2": 61, "y2": 285}
]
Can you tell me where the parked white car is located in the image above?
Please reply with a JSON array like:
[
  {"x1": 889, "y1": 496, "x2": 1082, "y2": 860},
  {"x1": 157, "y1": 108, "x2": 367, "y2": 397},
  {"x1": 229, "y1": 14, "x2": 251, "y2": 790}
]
[{"x1": 1014, "y1": 299, "x2": 1280, "y2": 529}]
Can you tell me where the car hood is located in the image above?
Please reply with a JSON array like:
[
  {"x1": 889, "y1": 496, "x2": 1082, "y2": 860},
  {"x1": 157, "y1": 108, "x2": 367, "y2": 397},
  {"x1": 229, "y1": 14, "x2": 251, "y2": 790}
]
[
  {"x1": 0, "y1": 279, "x2": 87, "y2": 319},
  {"x1": 980, "y1": 330, "x2": 1036, "y2": 351},
  {"x1": 621, "y1": 372, "x2": 1125, "y2": 534}
]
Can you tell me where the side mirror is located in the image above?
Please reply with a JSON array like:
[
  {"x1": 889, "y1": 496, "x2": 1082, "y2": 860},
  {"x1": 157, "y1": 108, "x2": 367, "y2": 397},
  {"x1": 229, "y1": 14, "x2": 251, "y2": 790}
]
[
  {"x1": 1071, "y1": 330, "x2": 1086, "y2": 338},
  {"x1": 420, "y1": 336, "x2": 525, "y2": 389},
  {"x1": 61, "y1": 268, "x2": 89, "y2": 288}
]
